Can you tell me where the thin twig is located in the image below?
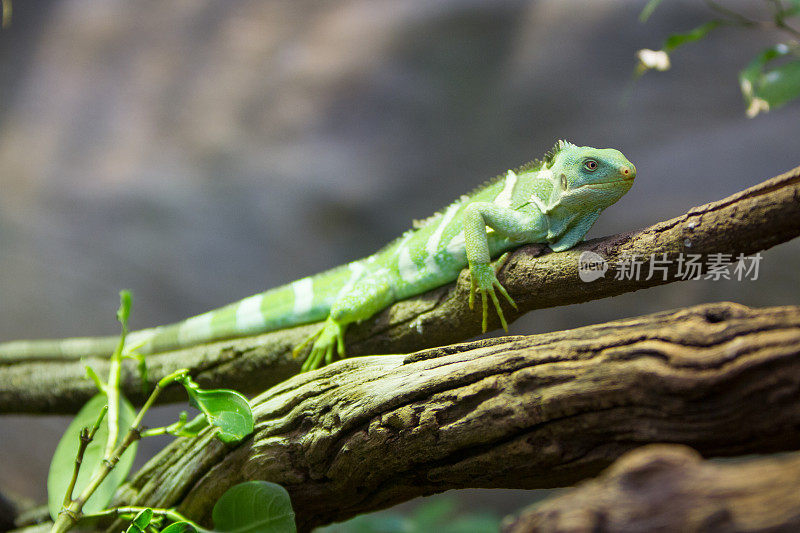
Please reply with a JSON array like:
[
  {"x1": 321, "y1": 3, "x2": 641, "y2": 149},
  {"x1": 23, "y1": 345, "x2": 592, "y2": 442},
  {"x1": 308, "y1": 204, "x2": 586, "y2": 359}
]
[
  {"x1": 775, "y1": 17, "x2": 800, "y2": 38},
  {"x1": 767, "y1": 0, "x2": 800, "y2": 38},
  {"x1": 50, "y1": 371, "x2": 185, "y2": 533},
  {"x1": 62, "y1": 405, "x2": 108, "y2": 509},
  {"x1": 82, "y1": 505, "x2": 199, "y2": 529},
  {"x1": 704, "y1": 0, "x2": 760, "y2": 27},
  {"x1": 704, "y1": 0, "x2": 800, "y2": 38},
  {"x1": 104, "y1": 333, "x2": 126, "y2": 458}
]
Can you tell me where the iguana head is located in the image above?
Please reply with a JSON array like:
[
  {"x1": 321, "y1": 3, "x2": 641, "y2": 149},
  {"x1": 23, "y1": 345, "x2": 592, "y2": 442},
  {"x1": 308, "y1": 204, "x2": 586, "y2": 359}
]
[{"x1": 546, "y1": 140, "x2": 636, "y2": 210}]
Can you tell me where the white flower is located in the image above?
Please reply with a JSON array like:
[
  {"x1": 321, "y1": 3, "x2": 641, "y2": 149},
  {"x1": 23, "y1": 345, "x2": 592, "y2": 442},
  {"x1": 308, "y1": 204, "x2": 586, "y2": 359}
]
[
  {"x1": 636, "y1": 49, "x2": 671, "y2": 71},
  {"x1": 740, "y1": 79, "x2": 770, "y2": 117},
  {"x1": 746, "y1": 97, "x2": 770, "y2": 118}
]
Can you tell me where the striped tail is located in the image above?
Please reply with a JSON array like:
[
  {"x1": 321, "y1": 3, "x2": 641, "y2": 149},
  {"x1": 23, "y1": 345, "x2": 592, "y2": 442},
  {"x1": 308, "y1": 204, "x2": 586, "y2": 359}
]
[
  {"x1": 0, "y1": 263, "x2": 360, "y2": 362},
  {"x1": 0, "y1": 336, "x2": 121, "y2": 362}
]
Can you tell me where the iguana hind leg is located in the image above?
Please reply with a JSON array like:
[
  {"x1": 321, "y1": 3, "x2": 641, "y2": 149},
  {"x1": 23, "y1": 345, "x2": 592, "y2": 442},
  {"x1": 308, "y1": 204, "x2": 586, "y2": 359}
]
[
  {"x1": 298, "y1": 319, "x2": 345, "y2": 372},
  {"x1": 296, "y1": 268, "x2": 395, "y2": 372}
]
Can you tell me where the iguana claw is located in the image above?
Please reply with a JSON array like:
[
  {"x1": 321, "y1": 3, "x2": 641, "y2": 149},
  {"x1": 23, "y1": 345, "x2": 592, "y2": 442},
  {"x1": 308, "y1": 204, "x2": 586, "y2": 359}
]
[
  {"x1": 294, "y1": 319, "x2": 346, "y2": 372},
  {"x1": 468, "y1": 262, "x2": 517, "y2": 332}
]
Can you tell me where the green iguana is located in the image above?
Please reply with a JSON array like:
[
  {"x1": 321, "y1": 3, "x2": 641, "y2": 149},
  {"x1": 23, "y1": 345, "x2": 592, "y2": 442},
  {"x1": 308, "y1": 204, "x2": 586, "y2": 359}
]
[{"x1": 0, "y1": 141, "x2": 635, "y2": 371}]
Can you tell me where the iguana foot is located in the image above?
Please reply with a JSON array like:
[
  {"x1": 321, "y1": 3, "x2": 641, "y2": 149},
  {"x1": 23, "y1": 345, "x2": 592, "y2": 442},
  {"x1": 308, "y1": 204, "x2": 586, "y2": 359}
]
[
  {"x1": 468, "y1": 262, "x2": 517, "y2": 332},
  {"x1": 294, "y1": 319, "x2": 346, "y2": 372}
]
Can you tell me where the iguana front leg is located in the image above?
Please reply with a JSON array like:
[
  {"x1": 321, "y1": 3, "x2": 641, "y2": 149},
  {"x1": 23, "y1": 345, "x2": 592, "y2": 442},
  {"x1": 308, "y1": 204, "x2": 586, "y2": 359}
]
[
  {"x1": 295, "y1": 268, "x2": 395, "y2": 372},
  {"x1": 462, "y1": 202, "x2": 546, "y2": 332}
]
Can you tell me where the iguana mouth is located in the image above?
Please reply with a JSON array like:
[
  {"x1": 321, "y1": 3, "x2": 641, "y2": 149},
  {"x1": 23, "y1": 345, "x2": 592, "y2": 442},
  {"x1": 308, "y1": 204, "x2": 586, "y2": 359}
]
[
  {"x1": 585, "y1": 167, "x2": 637, "y2": 187},
  {"x1": 581, "y1": 176, "x2": 635, "y2": 188}
]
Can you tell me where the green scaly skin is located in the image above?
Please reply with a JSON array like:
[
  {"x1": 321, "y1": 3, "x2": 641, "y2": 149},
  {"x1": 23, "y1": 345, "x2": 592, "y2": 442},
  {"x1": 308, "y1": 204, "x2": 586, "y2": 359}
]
[{"x1": 0, "y1": 141, "x2": 636, "y2": 372}]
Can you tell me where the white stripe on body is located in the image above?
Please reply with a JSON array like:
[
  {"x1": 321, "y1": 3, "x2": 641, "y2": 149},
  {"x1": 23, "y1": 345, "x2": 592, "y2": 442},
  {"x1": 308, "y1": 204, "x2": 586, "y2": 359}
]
[
  {"x1": 178, "y1": 312, "x2": 214, "y2": 346},
  {"x1": 494, "y1": 169, "x2": 517, "y2": 208},
  {"x1": 425, "y1": 203, "x2": 459, "y2": 257},
  {"x1": 235, "y1": 293, "x2": 266, "y2": 332},
  {"x1": 423, "y1": 203, "x2": 460, "y2": 274},
  {"x1": 337, "y1": 262, "x2": 366, "y2": 297},
  {"x1": 291, "y1": 278, "x2": 314, "y2": 316},
  {"x1": 125, "y1": 329, "x2": 156, "y2": 351},
  {"x1": 398, "y1": 244, "x2": 417, "y2": 284},
  {"x1": 391, "y1": 231, "x2": 413, "y2": 258},
  {"x1": 445, "y1": 232, "x2": 466, "y2": 259},
  {"x1": 392, "y1": 230, "x2": 417, "y2": 283},
  {"x1": 529, "y1": 168, "x2": 554, "y2": 213},
  {"x1": 61, "y1": 338, "x2": 98, "y2": 356}
]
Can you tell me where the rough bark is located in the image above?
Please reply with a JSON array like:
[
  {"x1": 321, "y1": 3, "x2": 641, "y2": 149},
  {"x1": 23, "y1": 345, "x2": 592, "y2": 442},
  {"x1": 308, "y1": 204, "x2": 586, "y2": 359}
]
[
  {"x1": 94, "y1": 302, "x2": 800, "y2": 532},
  {"x1": 2, "y1": 165, "x2": 799, "y2": 414},
  {"x1": 502, "y1": 444, "x2": 800, "y2": 533}
]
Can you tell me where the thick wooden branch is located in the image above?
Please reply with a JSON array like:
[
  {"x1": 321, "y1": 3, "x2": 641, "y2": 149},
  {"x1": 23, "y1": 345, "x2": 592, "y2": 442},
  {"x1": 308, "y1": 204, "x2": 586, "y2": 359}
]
[
  {"x1": 1, "y1": 165, "x2": 799, "y2": 414},
  {"x1": 502, "y1": 444, "x2": 800, "y2": 532},
  {"x1": 106, "y1": 302, "x2": 800, "y2": 532}
]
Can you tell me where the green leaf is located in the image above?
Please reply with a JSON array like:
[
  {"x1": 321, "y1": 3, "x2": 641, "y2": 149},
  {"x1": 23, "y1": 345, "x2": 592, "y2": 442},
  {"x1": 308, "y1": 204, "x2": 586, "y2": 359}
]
[
  {"x1": 47, "y1": 393, "x2": 138, "y2": 520},
  {"x1": 756, "y1": 60, "x2": 800, "y2": 107},
  {"x1": 639, "y1": 0, "x2": 664, "y2": 22},
  {"x1": 315, "y1": 496, "x2": 501, "y2": 533},
  {"x1": 662, "y1": 20, "x2": 721, "y2": 53},
  {"x1": 85, "y1": 364, "x2": 106, "y2": 392},
  {"x1": 315, "y1": 514, "x2": 408, "y2": 533},
  {"x1": 411, "y1": 498, "x2": 456, "y2": 529},
  {"x1": 740, "y1": 44, "x2": 800, "y2": 116},
  {"x1": 161, "y1": 522, "x2": 199, "y2": 533},
  {"x1": 212, "y1": 481, "x2": 296, "y2": 533},
  {"x1": 125, "y1": 509, "x2": 153, "y2": 533},
  {"x1": 167, "y1": 412, "x2": 210, "y2": 438},
  {"x1": 441, "y1": 515, "x2": 499, "y2": 533},
  {"x1": 782, "y1": 0, "x2": 800, "y2": 17},
  {"x1": 117, "y1": 290, "x2": 132, "y2": 331},
  {"x1": 182, "y1": 378, "x2": 254, "y2": 443},
  {"x1": 410, "y1": 498, "x2": 498, "y2": 533}
]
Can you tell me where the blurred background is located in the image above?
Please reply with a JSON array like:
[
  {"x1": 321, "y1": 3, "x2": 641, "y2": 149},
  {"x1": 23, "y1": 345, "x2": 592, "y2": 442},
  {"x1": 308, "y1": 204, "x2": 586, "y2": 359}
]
[{"x1": 1, "y1": 0, "x2": 798, "y2": 527}]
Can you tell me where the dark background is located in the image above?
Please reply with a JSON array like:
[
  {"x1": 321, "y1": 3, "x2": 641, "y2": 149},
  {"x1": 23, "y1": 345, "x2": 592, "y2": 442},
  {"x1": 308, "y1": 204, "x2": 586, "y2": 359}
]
[{"x1": 1, "y1": 0, "x2": 798, "y2": 523}]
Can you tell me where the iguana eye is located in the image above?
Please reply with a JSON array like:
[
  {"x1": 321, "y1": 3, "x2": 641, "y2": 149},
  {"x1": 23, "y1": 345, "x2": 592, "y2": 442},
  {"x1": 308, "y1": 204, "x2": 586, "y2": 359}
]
[
  {"x1": 560, "y1": 174, "x2": 568, "y2": 189},
  {"x1": 584, "y1": 159, "x2": 598, "y2": 171}
]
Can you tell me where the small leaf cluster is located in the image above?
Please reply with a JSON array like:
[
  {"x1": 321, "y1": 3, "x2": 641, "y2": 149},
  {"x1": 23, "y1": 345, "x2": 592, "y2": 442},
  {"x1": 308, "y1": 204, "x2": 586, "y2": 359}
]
[
  {"x1": 45, "y1": 291, "x2": 289, "y2": 533},
  {"x1": 122, "y1": 482, "x2": 296, "y2": 533},
  {"x1": 636, "y1": 0, "x2": 800, "y2": 117}
]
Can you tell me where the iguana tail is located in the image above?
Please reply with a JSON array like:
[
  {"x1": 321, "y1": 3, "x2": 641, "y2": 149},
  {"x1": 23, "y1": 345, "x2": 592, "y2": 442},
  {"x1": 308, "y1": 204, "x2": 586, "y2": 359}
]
[{"x1": 0, "y1": 263, "x2": 360, "y2": 362}]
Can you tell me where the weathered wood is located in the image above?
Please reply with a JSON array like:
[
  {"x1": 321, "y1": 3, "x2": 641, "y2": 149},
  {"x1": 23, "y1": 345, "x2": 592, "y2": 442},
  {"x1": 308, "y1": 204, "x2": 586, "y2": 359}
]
[
  {"x1": 502, "y1": 444, "x2": 800, "y2": 533},
  {"x1": 2, "y1": 165, "x2": 799, "y2": 414},
  {"x1": 105, "y1": 302, "x2": 800, "y2": 532}
]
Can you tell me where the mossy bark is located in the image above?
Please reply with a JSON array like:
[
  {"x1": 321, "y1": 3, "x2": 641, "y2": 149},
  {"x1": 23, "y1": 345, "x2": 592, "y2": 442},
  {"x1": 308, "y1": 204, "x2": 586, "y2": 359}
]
[{"x1": 104, "y1": 302, "x2": 800, "y2": 532}]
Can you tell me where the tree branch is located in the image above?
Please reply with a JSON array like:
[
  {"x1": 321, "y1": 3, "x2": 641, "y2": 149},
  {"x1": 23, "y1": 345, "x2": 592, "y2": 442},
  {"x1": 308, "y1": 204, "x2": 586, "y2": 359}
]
[
  {"x1": 100, "y1": 302, "x2": 800, "y2": 532},
  {"x1": 503, "y1": 444, "x2": 800, "y2": 532},
  {"x1": 2, "y1": 164, "x2": 799, "y2": 414}
]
